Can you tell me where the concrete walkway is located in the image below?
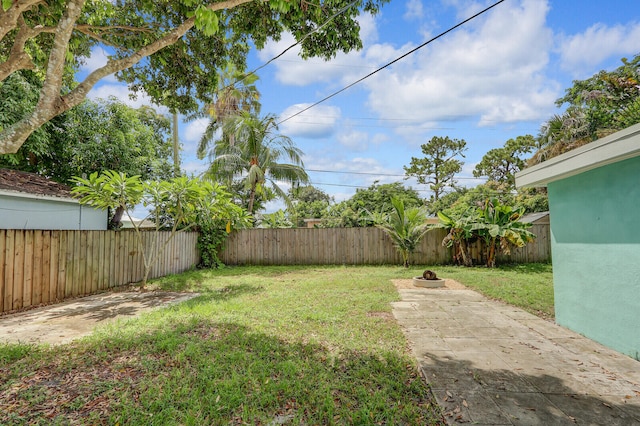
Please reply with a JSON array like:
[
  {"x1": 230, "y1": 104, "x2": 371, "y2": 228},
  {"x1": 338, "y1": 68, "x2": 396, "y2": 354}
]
[
  {"x1": 392, "y1": 288, "x2": 640, "y2": 425},
  {"x1": 0, "y1": 291, "x2": 198, "y2": 345}
]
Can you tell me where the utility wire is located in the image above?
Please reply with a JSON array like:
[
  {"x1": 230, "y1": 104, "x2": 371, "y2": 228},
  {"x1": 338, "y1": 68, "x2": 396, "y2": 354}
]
[
  {"x1": 277, "y1": 0, "x2": 506, "y2": 125},
  {"x1": 231, "y1": 0, "x2": 359, "y2": 88},
  {"x1": 307, "y1": 168, "x2": 482, "y2": 179}
]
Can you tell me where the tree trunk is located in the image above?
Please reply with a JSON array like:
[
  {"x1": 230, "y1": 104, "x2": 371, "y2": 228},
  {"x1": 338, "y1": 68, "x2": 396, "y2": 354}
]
[
  {"x1": 487, "y1": 239, "x2": 497, "y2": 268},
  {"x1": 110, "y1": 206, "x2": 125, "y2": 229},
  {"x1": 459, "y1": 239, "x2": 472, "y2": 267},
  {"x1": 247, "y1": 183, "x2": 256, "y2": 214}
]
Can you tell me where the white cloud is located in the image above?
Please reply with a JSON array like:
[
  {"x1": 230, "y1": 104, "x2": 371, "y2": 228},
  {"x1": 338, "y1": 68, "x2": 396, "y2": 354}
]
[
  {"x1": 364, "y1": 0, "x2": 558, "y2": 126},
  {"x1": 278, "y1": 104, "x2": 341, "y2": 138},
  {"x1": 181, "y1": 117, "x2": 211, "y2": 155},
  {"x1": 79, "y1": 47, "x2": 117, "y2": 83},
  {"x1": 337, "y1": 129, "x2": 370, "y2": 151},
  {"x1": 257, "y1": 15, "x2": 379, "y2": 87},
  {"x1": 404, "y1": 0, "x2": 424, "y2": 20},
  {"x1": 181, "y1": 160, "x2": 209, "y2": 177},
  {"x1": 558, "y1": 22, "x2": 640, "y2": 77},
  {"x1": 87, "y1": 83, "x2": 169, "y2": 115}
]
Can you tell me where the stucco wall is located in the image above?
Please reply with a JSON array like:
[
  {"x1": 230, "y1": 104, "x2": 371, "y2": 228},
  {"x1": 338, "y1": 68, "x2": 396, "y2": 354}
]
[
  {"x1": 0, "y1": 194, "x2": 107, "y2": 230},
  {"x1": 548, "y1": 155, "x2": 640, "y2": 358}
]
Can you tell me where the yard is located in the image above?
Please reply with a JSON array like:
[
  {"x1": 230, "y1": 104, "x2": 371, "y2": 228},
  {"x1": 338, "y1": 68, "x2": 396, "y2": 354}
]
[{"x1": 0, "y1": 264, "x2": 553, "y2": 425}]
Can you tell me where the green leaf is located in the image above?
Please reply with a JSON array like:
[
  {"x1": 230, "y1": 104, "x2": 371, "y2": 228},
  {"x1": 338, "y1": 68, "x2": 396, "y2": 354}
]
[{"x1": 2, "y1": 0, "x2": 11, "y2": 11}]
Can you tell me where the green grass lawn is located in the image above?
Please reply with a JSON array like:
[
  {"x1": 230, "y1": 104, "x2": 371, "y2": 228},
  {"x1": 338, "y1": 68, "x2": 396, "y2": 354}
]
[
  {"x1": 0, "y1": 266, "x2": 444, "y2": 425},
  {"x1": 0, "y1": 263, "x2": 554, "y2": 425},
  {"x1": 428, "y1": 263, "x2": 555, "y2": 320}
]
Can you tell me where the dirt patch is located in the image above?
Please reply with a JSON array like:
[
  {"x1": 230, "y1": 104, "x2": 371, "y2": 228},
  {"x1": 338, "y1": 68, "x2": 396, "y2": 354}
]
[
  {"x1": 391, "y1": 278, "x2": 467, "y2": 290},
  {"x1": 0, "y1": 290, "x2": 198, "y2": 346}
]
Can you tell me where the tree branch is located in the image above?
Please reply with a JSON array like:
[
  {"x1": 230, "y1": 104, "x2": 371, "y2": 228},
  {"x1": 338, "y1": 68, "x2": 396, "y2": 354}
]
[
  {"x1": 0, "y1": 0, "x2": 255, "y2": 154},
  {"x1": 0, "y1": 0, "x2": 43, "y2": 40}
]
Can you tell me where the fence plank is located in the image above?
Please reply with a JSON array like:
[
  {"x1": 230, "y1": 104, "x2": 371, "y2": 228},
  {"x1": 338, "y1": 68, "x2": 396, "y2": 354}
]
[
  {"x1": 23, "y1": 231, "x2": 34, "y2": 308},
  {"x1": 0, "y1": 230, "x2": 4, "y2": 312},
  {"x1": 4, "y1": 230, "x2": 14, "y2": 312},
  {"x1": 48, "y1": 232, "x2": 58, "y2": 303},
  {"x1": 32, "y1": 230, "x2": 44, "y2": 305},
  {"x1": 13, "y1": 231, "x2": 25, "y2": 310}
]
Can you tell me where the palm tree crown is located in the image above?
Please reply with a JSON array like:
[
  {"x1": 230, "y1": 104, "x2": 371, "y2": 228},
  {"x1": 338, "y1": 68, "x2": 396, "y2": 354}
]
[{"x1": 207, "y1": 112, "x2": 309, "y2": 214}]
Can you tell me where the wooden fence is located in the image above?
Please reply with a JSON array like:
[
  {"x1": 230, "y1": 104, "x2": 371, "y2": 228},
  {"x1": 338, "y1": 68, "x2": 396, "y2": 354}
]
[
  {"x1": 219, "y1": 224, "x2": 551, "y2": 266},
  {"x1": 0, "y1": 230, "x2": 199, "y2": 314}
]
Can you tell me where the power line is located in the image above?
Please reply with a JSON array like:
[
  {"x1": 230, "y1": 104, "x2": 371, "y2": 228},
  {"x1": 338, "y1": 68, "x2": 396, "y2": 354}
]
[
  {"x1": 277, "y1": 0, "x2": 506, "y2": 126},
  {"x1": 307, "y1": 168, "x2": 483, "y2": 179},
  {"x1": 231, "y1": 0, "x2": 360, "y2": 88}
]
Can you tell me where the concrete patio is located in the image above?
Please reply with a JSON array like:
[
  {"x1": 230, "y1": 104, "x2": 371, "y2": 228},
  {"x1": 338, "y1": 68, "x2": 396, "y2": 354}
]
[{"x1": 392, "y1": 287, "x2": 640, "y2": 425}]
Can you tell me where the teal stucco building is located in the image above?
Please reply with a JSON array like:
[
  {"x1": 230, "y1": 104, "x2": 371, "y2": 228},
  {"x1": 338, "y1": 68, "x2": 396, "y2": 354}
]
[{"x1": 516, "y1": 123, "x2": 640, "y2": 359}]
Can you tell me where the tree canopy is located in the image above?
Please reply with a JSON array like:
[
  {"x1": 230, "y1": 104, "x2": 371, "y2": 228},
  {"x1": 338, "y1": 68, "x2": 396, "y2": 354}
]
[
  {"x1": 531, "y1": 54, "x2": 640, "y2": 165},
  {"x1": 404, "y1": 136, "x2": 467, "y2": 202},
  {"x1": 0, "y1": 94, "x2": 174, "y2": 185},
  {"x1": 0, "y1": 0, "x2": 389, "y2": 154},
  {"x1": 473, "y1": 135, "x2": 536, "y2": 188},
  {"x1": 327, "y1": 182, "x2": 422, "y2": 227}
]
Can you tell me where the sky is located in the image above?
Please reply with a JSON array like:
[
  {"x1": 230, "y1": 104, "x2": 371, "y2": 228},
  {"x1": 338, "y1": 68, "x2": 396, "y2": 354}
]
[{"x1": 83, "y1": 0, "x2": 640, "y2": 213}]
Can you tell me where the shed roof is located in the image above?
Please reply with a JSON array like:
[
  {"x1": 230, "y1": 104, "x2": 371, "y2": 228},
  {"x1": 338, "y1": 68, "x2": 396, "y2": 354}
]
[
  {"x1": 515, "y1": 123, "x2": 640, "y2": 188},
  {"x1": 0, "y1": 169, "x2": 73, "y2": 199}
]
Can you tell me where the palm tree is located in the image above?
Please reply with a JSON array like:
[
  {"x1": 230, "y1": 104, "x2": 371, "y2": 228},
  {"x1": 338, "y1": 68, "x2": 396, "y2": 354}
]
[
  {"x1": 207, "y1": 112, "x2": 309, "y2": 214},
  {"x1": 197, "y1": 64, "x2": 261, "y2": 158},
  {"x1": 375, "y1": 197, "x2": 430, "y2": 268}
]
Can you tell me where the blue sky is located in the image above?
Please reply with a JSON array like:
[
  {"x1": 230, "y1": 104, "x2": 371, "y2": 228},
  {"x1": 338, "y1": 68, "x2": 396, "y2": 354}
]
[{"x1": 83, "y1": 0, "x2": 640, "y2": 212}]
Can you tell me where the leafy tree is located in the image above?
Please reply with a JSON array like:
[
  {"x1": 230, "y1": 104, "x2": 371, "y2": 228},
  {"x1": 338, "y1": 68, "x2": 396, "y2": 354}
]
[
  {"x1": 197, "y1": 63, "x2": 261, "y2": 157},
  {"x1": 374, "y1": 197, "x2": 430, "y2": 268},
  {"x1": 473, "y1": 135, "x2": 536, "y2": 188},
  {"x1": 206, "y1": 112, "x2": 308, "y2": 214},
  {"x1": 71, "y1": 171, "x2": 246, "y2": 287},
  {"x1": 329, "y1": 182, "x2": 422, "y2": 227},
  {"x1": 53, "y1": 98, "x2": 174, "y2": 184},
  {"x1": 0, "y1": 71, "x2": 61, "y2": 171},
  {"x1": 0, "y1": 0, "x2": 389, "y2": 154},
  {"x1": 288, "y1": 185, "x2": 333, "y2": 227},
  {"x1": 1, "y1": 96, "x2": 174, "y2": 185},
  {"x1": 404, "y1": 136, "x2": 467, "y2": 202},
  {"x1": 259, "y1": 210, "x2": 294, "y2": 228},
  {"x1": 531, "y1": 54, "x2": 640, "y2": 164}
]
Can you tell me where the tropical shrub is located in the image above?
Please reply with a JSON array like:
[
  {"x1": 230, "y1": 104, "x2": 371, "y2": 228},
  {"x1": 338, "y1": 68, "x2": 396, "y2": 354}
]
[
  {"x1": 433, "y1": 199, "x2": 536, "y2": 267},
  {"x1": 374, "y1": 197, "x2": 430, "y2": 268}
]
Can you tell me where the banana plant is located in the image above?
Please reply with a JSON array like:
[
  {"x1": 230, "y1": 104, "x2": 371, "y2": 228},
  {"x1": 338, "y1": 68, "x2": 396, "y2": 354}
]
[{"x1": 476, "y1": 198, "x2": 536, "y2": 267}]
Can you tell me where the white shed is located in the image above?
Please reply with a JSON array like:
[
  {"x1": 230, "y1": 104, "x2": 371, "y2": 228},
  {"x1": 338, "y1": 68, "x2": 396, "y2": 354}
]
[{"x1": 0, "y1": 169, "x2": 107, "y2": 230}]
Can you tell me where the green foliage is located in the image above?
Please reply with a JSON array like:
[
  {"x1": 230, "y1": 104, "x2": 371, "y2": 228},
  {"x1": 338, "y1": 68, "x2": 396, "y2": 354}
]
[
  {"x1": 473, "y1": 135, "x2": 537, "y2": 188},
  {"x1": 287, "y1": 185, "x2": 333, "y2": 227},
  {"x1": 259, "y1": 210, "x2": 294, "y2": 228},
  {"x1": 374, "y1": 197, "x2": 430, "y2": 267},
  {"x1": 1, "y1": 96, "x2": 173, "y2": 185},
  {"x1": 475, "y1": 199, "x2": 536, "y2": 267},
  {"x1": 404, "y1": 136, "x2": 467, "y2": 201},
  {"x1": 0, "y1": 72, "x2": 54, "y2": 171},
  {"x1": 434, "y1": 198, "x2": 535, "y2": 268},
  {"x1": 206, "y1": 112, "x2": 309, "y2": 214},
  {"x1": 196, "y1": 222, "x2": 229, "y2": 269},
  {"x1": 532, "y1": 54, "x2": 640, "y2": 164},
  {"x1": 71, "y1": 171, "x2": 247, "y2": 284},
  {"x1": 329, "y1": 182, "x2": 422, "y2": 227}
]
